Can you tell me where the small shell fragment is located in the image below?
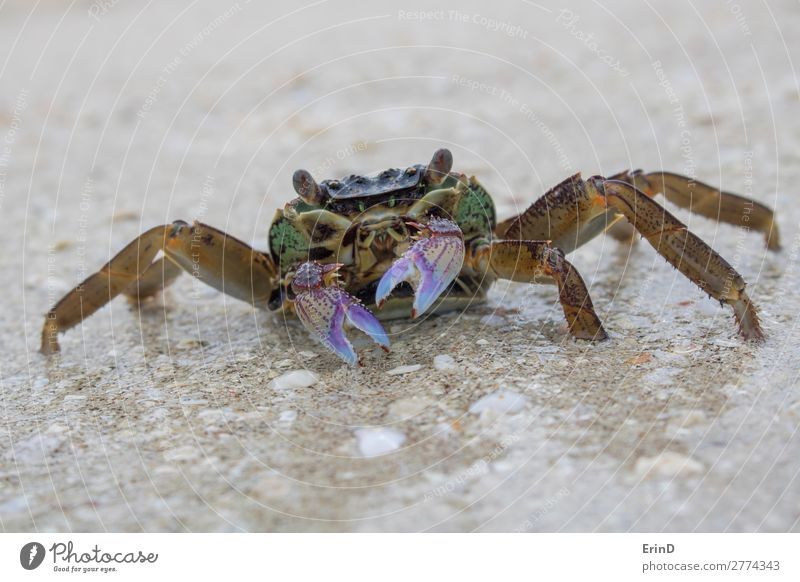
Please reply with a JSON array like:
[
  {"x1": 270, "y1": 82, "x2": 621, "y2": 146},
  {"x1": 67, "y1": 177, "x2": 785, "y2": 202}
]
[
  {"x1": 469, "y1": 390, "x2": 529, "y2": 414},
  {"x1": 433, "y1": 354, "x2": 458, "y2": 371},
  {"x1": 634, "y1": 451, "x2": 704, "y2": 479},
  {"x1": 386, "y1": 364, "x2": 422, "y2": 376},
  {"x1": 268, "y1": 370, "x2": 319, "y2": 391},
  {"x1": 278, "y1": 410, "x2": 298, "y2": 423},
  {"x1": 355, "y1": 427, "x2": 406, "y2": 456}
]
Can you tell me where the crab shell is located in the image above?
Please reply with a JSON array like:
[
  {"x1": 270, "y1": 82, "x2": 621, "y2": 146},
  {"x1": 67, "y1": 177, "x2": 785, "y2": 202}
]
[{"x1": 266, "y1": 150, "x2": 497, "y2": 319}]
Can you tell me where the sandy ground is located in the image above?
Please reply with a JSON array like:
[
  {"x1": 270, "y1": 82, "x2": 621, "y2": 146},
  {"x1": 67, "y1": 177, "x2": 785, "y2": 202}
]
[{"x1": 1, "y1": 0, "x2": 798, "y2": 532}]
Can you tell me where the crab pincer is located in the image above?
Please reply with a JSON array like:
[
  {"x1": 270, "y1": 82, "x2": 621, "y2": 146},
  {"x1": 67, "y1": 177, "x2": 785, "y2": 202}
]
[
  {"x1": 291, "y1": 262, "x2": 389, "y2": 366},
  {"x1": 376, "y1": 217, "x2": 465, "y2": 318}
]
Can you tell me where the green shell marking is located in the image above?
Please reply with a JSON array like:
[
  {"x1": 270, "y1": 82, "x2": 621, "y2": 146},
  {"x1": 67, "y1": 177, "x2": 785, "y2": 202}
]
[
  {"x1": 269, "y1": 216, "x2": 309, "y2": 273},
  {"x1": 454, "y1": 179, "x2": 496, "y2": 236}
]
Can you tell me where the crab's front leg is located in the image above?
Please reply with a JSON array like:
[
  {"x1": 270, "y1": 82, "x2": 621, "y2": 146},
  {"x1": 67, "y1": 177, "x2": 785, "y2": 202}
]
[
  {"x1": 375, "y1": 218, "x2": 466, "y2": 318},
  {"x1": 291, "y1": 262, "x2": 389, "y2": 366},
  {"x1": 474, "y1": 240, "x2": 608, "y2": 341}
]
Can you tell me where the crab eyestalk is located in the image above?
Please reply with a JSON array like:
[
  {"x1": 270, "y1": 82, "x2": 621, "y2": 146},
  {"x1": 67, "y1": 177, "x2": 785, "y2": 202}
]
[
  {"x1": 376, "y1": 217, "x2": 465, "y2": 318},
  {"x1": 292, "y1": 169, "x2": 325, "y2": 206},
  {"x1": 424, "y1": 148, "x2": 453, "y2": 187},
  {"x1": 291, "y1": 261, "x2": 389, "y2": 366}
]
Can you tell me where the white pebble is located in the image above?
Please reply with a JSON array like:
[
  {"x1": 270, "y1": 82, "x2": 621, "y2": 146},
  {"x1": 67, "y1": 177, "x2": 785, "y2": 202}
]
[
  {"x1": 677, "y1": 410, "x2": 707, "y2": 427},
  {"x1": 279, "y1": 410, "x2": 297, "y2": 423},
  {"x1": 386, "y1": 364, "x2": 422, "y2": 376},
  {"x1": 469, "y1": 390, "x2": 529, "y2": 414},
  {"x1": 634, "y1": 451, "x2": 704, "y2": 479},
  {"x1": 163, "y1": 446, "x2": 199, "y2": 462},
  {"x1": 713, "y1": 339, "x2": 739, "y2": 348},
  {"x1": 476, "y1": 339, "x2": 489, "y2": 346},
  {"x1": 355, "y1": 427, "x2": 406, "y2": 456},
  {"x1": 268, "y1": 370, "x2": 319, "y2": 391},
  {"x1": 63, "y1": 394, "x2": 86, "y2": 402},
  {"x1": 433, "y1": 354, "x2": 458, "y2": 371},
  {"x1": 388, "y1": 397, "x2": 431, "y2": 418}
]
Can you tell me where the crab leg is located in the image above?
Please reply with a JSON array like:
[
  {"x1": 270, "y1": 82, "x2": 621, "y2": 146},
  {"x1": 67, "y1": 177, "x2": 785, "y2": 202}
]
[
  {"x1": 474, "y1": 240, "x2": 607, "y2": 341},
  {"x1": 41, "y1": 221, "x2": 277, "y2": 354},
  {"x1": 291, "y1": 262, "x2": 388, "y2": 365},
  {"x1": 497, "y1": 170, "x2": 780, "y2": 252},
  {"x1": 122, "y1": 256, "x2": 183, "y2": 301},
  {"x1": 589, "y1": 177, "x2": 763, "y2": 341},
  {"x1": 375, "y1": 218, "x2": 465, "y2": 318},
  {"x1": 615, "y1": 170, "x2": 780, "y2": 250}
]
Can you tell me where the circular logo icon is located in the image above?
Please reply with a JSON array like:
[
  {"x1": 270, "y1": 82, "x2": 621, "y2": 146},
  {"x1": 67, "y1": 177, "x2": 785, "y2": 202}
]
[{"x1": 20, "y1": 542, "x2": 45, "y2": 570}]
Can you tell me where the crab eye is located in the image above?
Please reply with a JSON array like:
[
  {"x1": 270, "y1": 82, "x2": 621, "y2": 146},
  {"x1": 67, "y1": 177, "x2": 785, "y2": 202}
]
[
  {"x1": 293, "y1": 169, "x2": 325, "y2": 205},
  {"x1": 424, "y1": 148, "x2": 453, "y2": 186}
]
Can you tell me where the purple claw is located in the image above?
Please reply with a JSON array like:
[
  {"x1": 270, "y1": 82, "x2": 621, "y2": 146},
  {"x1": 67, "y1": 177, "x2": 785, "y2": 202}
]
[
  {"x1": 375, "y1": 217, "x2": 465, "y2": 318},
  {"x1": 345, "y1": 303, "x2": 390, "y2": 350},
  {"x1": 292, "y1": 262, "x2": 389, "y2": 366}
]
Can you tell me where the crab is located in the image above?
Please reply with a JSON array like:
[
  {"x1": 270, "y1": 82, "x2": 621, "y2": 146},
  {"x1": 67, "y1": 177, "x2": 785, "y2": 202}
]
[{"x1": 41, "y1": 148, "x2": 779, "y2": 365}]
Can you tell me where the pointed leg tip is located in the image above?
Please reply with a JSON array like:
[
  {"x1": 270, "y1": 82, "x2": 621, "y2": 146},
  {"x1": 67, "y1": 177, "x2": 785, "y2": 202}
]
[
  {"x1": 39, "y1": 335, "x2": 61, "y2": 355},
  {"x1": 765, "y1": 228, "x2": 781, "y2": 251},
  {"x1": 572, "y1": 328, "x2": 608, "y2": 342},
  {"x1": 731, "y1": 295, "x2": 764, "y2": 345},
  {"x1": 742, "y1": 327, "x2": 766, "y2": 344},
  {"x1": 40, "y1": 344, "x2": 59, "y2": 356}
]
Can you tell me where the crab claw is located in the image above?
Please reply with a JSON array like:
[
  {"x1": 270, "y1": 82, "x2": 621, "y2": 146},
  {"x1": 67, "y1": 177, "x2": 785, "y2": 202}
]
[
  {"x1": 292, "y1": 262, "x2": 389, "y2": 366},
  {"x1": 375, "y1": 217, "x2": 465, "y2": 318}
]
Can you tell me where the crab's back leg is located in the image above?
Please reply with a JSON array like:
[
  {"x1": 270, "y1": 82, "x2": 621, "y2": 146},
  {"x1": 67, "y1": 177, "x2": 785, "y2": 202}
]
[
  {"x1": 591, "y1": 177, "x2": 763, "y2": 341},
  {"x1": 472, "y1": 240, "x2": 607, "y2": 341},
  {"x1": 495, "y1": 173, "x2": 620, "y2": 254},
  {"x1": 612, "y1": 170, "x2": 780, "y2": 250},
  {"x1": 121, "y1": 256, "x2": 183, "y2": 301},
  {"x1": 497, "y1": 171, "x2": 779, "y2": 252},
  {"x1": 41, "y1": 221, "x2": 277, "y2": 354}
]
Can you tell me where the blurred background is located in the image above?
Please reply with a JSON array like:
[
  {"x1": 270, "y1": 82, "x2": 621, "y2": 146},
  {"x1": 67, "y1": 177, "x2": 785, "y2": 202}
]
[{"x1": 1, "y1": 0, "x2": 798, "y2": 532}]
